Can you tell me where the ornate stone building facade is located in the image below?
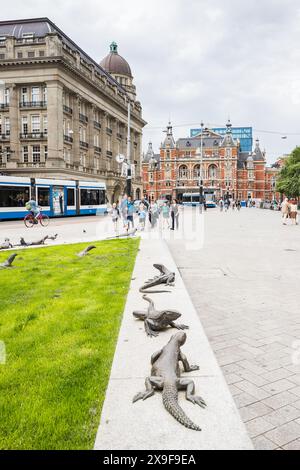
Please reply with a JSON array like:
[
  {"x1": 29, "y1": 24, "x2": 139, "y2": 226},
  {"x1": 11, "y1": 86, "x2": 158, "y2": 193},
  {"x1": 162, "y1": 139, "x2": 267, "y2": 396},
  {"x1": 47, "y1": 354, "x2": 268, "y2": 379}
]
[
  {"x1": 142, "y1": 121, "x2": 279, "y2": 202},
  {"x1": 0, "y1": 18, "x2": 146, "y2": 202}
]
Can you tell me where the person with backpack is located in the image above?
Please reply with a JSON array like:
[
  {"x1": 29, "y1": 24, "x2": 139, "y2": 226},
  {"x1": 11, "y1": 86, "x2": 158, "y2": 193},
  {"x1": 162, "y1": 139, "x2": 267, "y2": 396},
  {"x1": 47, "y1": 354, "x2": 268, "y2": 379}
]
[
  {"x1": 127, "y1": 196, "x2": 135, "y2": 229},
  {"x1": 25, "y1": 197, "x2": 41, "y2": 223}
]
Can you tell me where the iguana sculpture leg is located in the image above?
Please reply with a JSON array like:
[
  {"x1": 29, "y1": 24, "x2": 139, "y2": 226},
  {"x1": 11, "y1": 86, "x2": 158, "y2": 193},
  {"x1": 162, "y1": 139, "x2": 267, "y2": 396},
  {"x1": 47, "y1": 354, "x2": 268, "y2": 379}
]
[
  {"x1": 170, "y1": 321, "x2": 189, "y2": 330},
  {"x1": 179, "y1": 351, "x2": 199, "y2": 372},
  {"x1": 133, "y1": 376, "x2": 163, "y2": 402},
  {"x1": 178, "y1": 378, "x2": 207, "y2": 408},
  {"x1": 144, "y1": 319, "x2": 159, "y2": 337}
]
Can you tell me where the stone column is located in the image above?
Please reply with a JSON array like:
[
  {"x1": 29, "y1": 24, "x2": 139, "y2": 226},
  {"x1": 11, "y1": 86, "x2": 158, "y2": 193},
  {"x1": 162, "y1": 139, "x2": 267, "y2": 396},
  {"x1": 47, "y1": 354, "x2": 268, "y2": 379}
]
[
  {"x1": 46, "y1": 80, "x2": 64, "y2": 167},
  {"x1": 8, "y1": 84, "x2": 19, "y2": 165},
  {"x1": 72, "y1": 94, "x2": 80, "y2": 166},
  {"x1": 87, "y1": 103, "x2": 94, "y2": 170},
  {"x1": 111, "y1": 117, "x2": 118, "y2": 172}
]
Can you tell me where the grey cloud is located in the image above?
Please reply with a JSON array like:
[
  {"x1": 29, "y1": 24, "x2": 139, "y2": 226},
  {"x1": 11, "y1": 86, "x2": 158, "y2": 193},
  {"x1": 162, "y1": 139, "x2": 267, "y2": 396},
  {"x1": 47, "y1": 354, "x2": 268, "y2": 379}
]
[{"x1": 1, "y1": 0, "x2": 300, "y2": 161}]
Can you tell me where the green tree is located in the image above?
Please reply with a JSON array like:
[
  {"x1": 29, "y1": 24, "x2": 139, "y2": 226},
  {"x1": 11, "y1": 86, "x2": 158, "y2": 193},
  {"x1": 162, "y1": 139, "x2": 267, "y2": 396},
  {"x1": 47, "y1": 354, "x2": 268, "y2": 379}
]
[{"x1": 276, "y1": 147, "x2": 300, "y2": 197}]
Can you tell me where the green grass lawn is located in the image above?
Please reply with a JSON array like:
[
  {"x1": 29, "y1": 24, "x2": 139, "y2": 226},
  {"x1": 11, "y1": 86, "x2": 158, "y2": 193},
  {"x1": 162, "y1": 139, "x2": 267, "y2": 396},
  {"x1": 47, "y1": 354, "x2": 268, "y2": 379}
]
[{"x1": 0, "y1": 238, "x2": 139, "y2": 450}]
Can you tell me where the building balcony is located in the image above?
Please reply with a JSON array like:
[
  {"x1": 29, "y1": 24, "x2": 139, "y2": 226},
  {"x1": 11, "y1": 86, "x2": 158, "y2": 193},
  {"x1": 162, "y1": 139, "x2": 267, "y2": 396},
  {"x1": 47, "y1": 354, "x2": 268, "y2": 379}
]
[
  {"x1": 117, "y1": 133, "x2": 123, "y2": 139},
  {"x1": 94, "y1": 146, "x2": 101, "y2": 154},
  {"x1": 94, "y1": 121, "x2": 101, "y2": 130},
  {"x1": 106, "y1": 150, "x2": 113, "y2": 157},
  {"x1": 0, "y1": 133, "x2": 10, "y2": 141},
  {"x1": 79, "y1": 113, "x2": 88, "y2": 123},
  {"x1": 0, "y1": 103, "x2": 9, "y2": 110},
  {"x1": 106, "y1": 127, "x2": 112, "y2": 135},
  {"x1": 80, "y1": 141, "x2": 89, "y2": 149},
  {"x1": 19, "y1": 132, "x2": 47, "y2": 140},
  {"x1": 64, "y1": 135, "x2": 73, "y2": 143},
  {"x1": 20, "y1": 101, "x2": 47, "y2": 108},
  {"x1": 63, "y1": 105, "x2": 73, "y2": 114}
]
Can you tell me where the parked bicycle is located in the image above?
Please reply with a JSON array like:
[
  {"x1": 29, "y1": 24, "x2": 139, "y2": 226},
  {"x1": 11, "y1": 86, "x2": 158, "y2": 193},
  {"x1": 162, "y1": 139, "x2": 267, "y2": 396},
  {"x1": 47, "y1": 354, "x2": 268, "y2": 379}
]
[{"x1": 24, "y1": 209, "x2": 50, "y2": 228}]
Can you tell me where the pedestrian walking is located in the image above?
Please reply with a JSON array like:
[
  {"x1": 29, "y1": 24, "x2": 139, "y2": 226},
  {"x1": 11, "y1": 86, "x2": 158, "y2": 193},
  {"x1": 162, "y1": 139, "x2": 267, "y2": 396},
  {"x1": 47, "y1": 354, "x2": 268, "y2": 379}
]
[
  {"x1": 281, "y1": 197, "x2": 290, "y2": 225},
  {"x1": 219, "y1": 199, "x2": 224, "y2": 212},
  {"x1": 231, "y1": 200, "x2": 236, "y2": 210},
  {"x1": 170, "y1": 199, "x2": 179, "y2": 230},
  {"x1": 127, "y1": 196, "x2": 135, "y2": 229},
  {"x1": 149, "y1": 200, "x2": 159, "y2": 228},
  {"x1": 110, "y1": 202, "x2": 120, "y2": 233},
  {"x1": 138, "y1": 205, "x2": 146, "y2": 230},
  {"x1": 289, "y1": 199, "x2": 298, "y2": 225},
  {"x1": 224, "y1": 200, "x2": 229, "y2": 212},
  {"x1": 161, "y1": 202, "x2": 170, "y2": 229},
  {"x1": 236, "y1": 200, "x2": 241, "y2": 211}
]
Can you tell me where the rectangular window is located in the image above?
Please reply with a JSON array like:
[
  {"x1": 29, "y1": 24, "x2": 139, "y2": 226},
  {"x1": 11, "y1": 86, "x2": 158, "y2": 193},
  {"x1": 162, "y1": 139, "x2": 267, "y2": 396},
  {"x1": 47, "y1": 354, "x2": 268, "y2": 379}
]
[
  {"x1": 21, "y1": 87, "x2": 27, "y2": 104},
  {"x1": 43, "y1": 115, "x2": 47, "y2": 133},
  {"x1": 22, "y1": 146, "x2": 29, "y2": 163},
  {"x1": 4, "y1": 88, "x2": 9, "y2": 105},
  {"x1": 0, "y1": 116, "x2": 2, "y2": 134},
  {"x1": 22, "y1": 116, "x2": 28, "y2": 134},
  {"x1": 67, "y1": 188, "x2": 75, "y2": 206},
  {"x1": 44, "y1": 145, "x2": 48, "y2": 160},
  {"x1": 106, "y1": 135, "x2": 111, "y2": 151},
  {"x1": 17, "y1": 52, "x2": 23, "y2": 59},
  {"x1": 80, "y1": 189, "x2": 105, "y2": 206},
  {"x1": 0, "y1": 185, "x2": 30, "y2": 207},
  {"x1": 6, "y1": 146, "x2": 10, "y2": 162},
  {"x1": 39, "y1": 50, "x2": 45, "y2": 57},
  {"x1": 37, "y1": 187, "x2": 50, "y2": 206},
  {"x1": 31, "y1": 115, "x2": 40, "y2": 133},
  {"x1": 42, "y1": 86, "x2": 47, "y2": 103},
  {"x1": 28, "y1": 51, "x2": 35, "y2": 58},
  {"x1": 32, "y1": 145, "x2": 40, "y2": 163},
  {"x1": 4, "y1": 117, "x2": 10, "y2": 135},
  {"x1": 0, "y1": 54, "x2": 5, "y2": 60},
  {"x1": 31, "y1": 86, "x2": 40, "y2": 103}
]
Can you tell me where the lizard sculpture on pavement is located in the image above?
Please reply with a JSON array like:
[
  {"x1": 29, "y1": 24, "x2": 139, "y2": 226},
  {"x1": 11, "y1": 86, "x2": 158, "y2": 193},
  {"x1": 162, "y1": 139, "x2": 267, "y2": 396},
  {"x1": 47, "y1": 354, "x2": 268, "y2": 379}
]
[
  {"x1": 139, "y1": 263, "x2": 175, "y2": 294},
  {"x1": 133, "y1": 331, "x2": 206, "y2": 431},
  {"x1": 133, "y1": 295, "x2": 188, "y2": 337}
]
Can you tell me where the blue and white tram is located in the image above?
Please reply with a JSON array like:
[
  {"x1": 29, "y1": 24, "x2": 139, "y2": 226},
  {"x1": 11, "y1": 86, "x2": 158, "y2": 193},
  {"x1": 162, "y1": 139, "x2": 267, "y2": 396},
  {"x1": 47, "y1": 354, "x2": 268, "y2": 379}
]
[{"x1": 0, "y1": 175, "x2": 107, "y2": 220}]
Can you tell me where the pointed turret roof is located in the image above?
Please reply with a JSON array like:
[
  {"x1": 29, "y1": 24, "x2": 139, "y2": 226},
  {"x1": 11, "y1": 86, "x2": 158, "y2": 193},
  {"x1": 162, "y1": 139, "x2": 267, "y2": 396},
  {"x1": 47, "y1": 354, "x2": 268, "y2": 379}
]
[
  {"x1": 161, "y1": 122, "x2": 176, "y2": 149},
  {"x1": 221, "y1": 119, "x2": 235, "y2": 147}
]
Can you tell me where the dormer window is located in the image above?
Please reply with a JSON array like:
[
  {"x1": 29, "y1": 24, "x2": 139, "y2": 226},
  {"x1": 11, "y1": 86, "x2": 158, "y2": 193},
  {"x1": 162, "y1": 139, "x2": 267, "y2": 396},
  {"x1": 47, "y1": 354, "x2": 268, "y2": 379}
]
[{"x1": 22, "y1": 33, "x2": 34, "y2": 41}]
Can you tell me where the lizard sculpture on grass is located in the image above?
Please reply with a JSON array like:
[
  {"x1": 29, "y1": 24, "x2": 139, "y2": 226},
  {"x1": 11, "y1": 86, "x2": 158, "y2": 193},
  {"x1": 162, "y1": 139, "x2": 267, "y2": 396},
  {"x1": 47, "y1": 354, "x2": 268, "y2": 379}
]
[
  {"x1": 133, "y1": 331, "x2": 206, "y2": 431},
  {"x1": 133, "y1": 295, "x2": 188, "y2": 337},
  {"x1": 139, "y1": 263, "x2": 175, "y2": 294}
]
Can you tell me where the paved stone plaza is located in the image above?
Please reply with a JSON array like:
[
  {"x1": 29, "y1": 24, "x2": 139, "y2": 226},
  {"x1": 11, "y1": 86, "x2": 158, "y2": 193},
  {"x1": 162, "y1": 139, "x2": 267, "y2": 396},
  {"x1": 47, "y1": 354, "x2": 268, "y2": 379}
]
[{"x1": 168, "y1": 207, "x2": 300, "y2": 449}]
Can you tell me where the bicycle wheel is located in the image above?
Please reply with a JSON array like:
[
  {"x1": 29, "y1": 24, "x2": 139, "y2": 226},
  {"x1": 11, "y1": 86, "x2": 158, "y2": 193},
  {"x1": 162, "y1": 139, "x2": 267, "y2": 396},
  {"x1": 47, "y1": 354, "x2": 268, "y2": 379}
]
[
  {"x1": 40, "y1": 214, "x2": 50, "y2": 227},
  {"x1": 24, "y1": 214, "x2": 34, "y2": 228}
]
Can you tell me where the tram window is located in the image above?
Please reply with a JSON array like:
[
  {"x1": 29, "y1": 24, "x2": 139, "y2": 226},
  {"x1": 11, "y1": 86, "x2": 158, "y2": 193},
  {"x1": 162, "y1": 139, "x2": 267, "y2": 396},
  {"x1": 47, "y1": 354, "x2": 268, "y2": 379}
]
[
  {"x1": 80, "y1": 189, "x2": 105, "y2": 205},
  {"x1": 37, "y1": 187, "x2": 50, "y2": 206},
  {"x1": 67, "y1": 188, "x2": 75, "y2": 206},
  {"x1": 0, "y1": 185, "x2": 30, "y2": 207}
]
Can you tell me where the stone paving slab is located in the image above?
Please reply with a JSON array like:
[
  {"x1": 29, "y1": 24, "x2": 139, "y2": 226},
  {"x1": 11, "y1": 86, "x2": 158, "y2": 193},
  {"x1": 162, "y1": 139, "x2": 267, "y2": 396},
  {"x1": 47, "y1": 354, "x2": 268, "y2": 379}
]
[
  {"x1": 167, "y1": 207, "x2": 300, "y2": 450},
  {"x1": 94, "y1": 238, "x2": 253, "y2": 450}
]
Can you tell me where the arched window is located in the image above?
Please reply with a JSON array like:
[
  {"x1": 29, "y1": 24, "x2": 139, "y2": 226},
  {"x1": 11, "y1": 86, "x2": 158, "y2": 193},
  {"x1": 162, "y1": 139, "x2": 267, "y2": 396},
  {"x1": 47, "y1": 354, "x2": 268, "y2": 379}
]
[
  {"x1": 208, "y1": 165, "x2": 217, "y2": 179},
  {"x1": 178, "y1": 165, "x2": 188, "y2": 179},
  {"x1": 193, "y1": 165, "x2": 200, "y2": 178}
]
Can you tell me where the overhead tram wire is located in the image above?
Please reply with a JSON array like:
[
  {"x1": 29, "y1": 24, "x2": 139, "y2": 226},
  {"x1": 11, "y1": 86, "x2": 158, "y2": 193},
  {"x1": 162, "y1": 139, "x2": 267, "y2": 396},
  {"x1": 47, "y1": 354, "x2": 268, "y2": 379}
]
[{"x1": 144, "y1": 122, "x2": 300, "y2": 136}]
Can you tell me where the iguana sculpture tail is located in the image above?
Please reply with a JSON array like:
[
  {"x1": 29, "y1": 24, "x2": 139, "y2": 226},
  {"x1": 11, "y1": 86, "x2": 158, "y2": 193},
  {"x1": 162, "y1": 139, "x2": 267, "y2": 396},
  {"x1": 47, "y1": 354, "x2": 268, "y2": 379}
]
[{"x1": 162, "y1": 383, "x2": 202, "y2": 431}]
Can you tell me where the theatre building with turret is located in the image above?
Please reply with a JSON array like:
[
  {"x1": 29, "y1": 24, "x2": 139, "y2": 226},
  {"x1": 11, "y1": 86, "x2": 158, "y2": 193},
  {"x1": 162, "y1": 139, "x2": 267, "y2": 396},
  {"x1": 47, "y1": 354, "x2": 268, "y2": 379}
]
[{"x1": 142, "y1": 121, "x2": 279, "y2": 203}]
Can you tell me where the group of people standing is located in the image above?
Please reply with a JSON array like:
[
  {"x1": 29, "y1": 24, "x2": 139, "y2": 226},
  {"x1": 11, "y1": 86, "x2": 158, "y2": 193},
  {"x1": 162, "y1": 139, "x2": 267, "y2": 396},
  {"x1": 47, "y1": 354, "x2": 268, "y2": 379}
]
[
  {"x1": 218, "y1": 199, "x2": 242, "y2": 212},
  {"x1": 109, "y1": 196, "x2": 180, "y2": 233},
  {"x1": 281, "y1": 197, "x2": 299, "y2": 225}
]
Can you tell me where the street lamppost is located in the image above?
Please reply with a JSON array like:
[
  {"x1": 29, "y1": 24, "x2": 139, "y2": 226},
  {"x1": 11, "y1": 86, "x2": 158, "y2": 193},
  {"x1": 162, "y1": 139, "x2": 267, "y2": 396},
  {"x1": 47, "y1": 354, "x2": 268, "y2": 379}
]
[
  {"x1": 126, "y1": 97, "x2": 132, "y2": 197},
  {"x1": 199, "y1": 121, "x2": 204, "y2": 213}
]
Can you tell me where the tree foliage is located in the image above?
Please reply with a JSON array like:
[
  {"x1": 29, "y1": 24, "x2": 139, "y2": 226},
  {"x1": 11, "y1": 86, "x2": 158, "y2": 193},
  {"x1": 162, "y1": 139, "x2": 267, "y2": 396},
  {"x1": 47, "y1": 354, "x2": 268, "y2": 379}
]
[{"x1": 276, "y1": 147, "x2": 300, "y2": 197}]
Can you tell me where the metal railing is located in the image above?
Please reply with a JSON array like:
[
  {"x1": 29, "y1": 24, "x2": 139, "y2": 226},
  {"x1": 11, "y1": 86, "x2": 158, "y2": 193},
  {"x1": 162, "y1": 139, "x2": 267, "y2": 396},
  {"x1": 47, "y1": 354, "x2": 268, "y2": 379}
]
[
  {"x1": 79, "y1": 113, "x2": 88, "y2": 123},
  {"x1": 19, "y1": 132, "x2": 47, "y2": 139},
  {"x1": 93, "y1": 121, "x2": 101, "y2": 129},
  {"x1": 80, "y1": 141, "x2": 89, "y2": 149},
  {"x1": 64, "y1": 135, "x2": 73, "y2": 143},
  {"x1": 20, "y1": 101, "x2": 47, "y2": 108},
  {"x1": 63, "y1": 105, "x2": 73, "y2": 114},
  {"x1": 94, "y1": 146, "x2": 101, "y2": 153}
]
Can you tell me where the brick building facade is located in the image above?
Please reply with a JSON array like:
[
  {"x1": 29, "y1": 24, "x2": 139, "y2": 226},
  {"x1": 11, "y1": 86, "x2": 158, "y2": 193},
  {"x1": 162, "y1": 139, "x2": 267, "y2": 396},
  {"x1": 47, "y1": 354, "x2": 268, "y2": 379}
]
[{"x1": 142, "y1": 121, "x2": 279, "y2": 203}]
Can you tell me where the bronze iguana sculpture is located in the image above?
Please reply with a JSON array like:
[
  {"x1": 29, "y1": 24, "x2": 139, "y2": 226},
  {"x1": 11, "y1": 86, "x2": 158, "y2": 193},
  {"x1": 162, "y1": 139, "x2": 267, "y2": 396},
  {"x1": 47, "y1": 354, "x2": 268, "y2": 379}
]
[
  {"x1": 0, "y1": 253, "x2": 17, "y2": 268},
  {"x1": 139, "y1": 263, "x2": 175, "y2": 294},
  {"x1": 133, "y1": 295, "x2": 189, "y2": 337},
  {"x1": 133, "y1": 331, "x2": 206, "y2": 431}
]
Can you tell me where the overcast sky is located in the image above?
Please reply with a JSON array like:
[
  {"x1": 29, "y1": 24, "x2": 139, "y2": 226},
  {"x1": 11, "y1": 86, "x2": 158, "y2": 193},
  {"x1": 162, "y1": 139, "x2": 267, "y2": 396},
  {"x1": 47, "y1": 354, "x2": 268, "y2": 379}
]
[{"x1": 2, "y1": 0, "x2": 300, "y2": 163}]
